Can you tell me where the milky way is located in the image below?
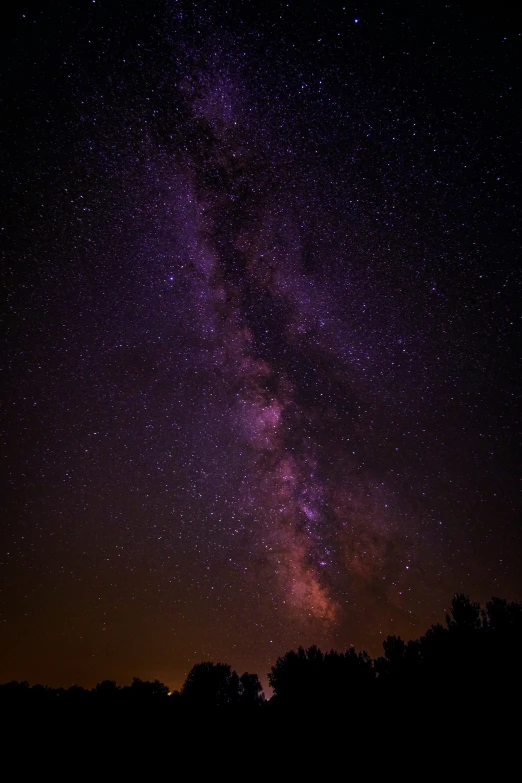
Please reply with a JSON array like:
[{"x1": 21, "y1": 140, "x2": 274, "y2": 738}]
[
  {"x1": 2, "y1": 1, "x2": 520, "y2": 689},
  {"x1": 162, "y1": 49, "x2": 418, "y2": 629}
]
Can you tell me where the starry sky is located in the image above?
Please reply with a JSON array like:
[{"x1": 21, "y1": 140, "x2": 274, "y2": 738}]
[{"x1": 2, "y1": 1, "x2": 521, "y2": 691}]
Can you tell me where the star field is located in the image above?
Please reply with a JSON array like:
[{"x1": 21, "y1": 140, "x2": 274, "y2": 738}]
[{"x1": 1, "y1": 1, "x2": 521, "y2": 690}]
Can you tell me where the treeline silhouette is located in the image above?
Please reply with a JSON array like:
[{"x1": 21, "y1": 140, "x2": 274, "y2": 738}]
[{"x1": 2, "y1": 594, "x2": 521, "y2": 718}]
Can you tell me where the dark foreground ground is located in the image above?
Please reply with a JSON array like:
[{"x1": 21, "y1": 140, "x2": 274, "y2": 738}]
[{"x1": 3, "y1": 694, "x2": 518, "y2": 776}]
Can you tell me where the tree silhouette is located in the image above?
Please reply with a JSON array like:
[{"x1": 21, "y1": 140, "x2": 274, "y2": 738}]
[
  {"x1": 2, "y1": 593, "x2": 521, "y2": 720},
  {"x1": 239, "y1": 672, "x2": 264, "y2": 707},
  {"x1": 181, "y1": 662, "x2": 240, "y2": 709},
  {"x1": 129, "y1": 677, "x2": 169, "y2": 698},
  {"x1": 486, "y1": 596, "x2": 522, "y2": 636},
  {"x1": 383, "y1": 634, "x2": 406, "y2": 663},
  {"x1": 94, "y1": 680, "x2": 120, "y2": 697},
  {"x1": 269, "y1": 645, "x2": 374, "y2": 707},
  {"x1": 66, "y1": 685, "x2": 88, "y2": 703},
  {"x1": 446, "y1": 593, "x2": 482, "y2": 631}
]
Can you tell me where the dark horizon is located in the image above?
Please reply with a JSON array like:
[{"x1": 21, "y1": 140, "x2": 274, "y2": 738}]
[
  {"x1": 2, "y1": 593, "x2": 520, "y2": 697},
  {"x1": 1, "y1": 0, "x2": 520, "y2": 693}
]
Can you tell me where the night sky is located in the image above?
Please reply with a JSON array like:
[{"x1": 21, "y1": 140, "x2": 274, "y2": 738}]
[{"x1": 2, "y1": 1, "x2": 521, "y2": 691}]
